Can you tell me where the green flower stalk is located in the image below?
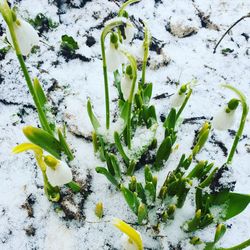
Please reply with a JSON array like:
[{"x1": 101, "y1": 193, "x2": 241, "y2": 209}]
[
  {"x1": 0, "y1": 1, "x2": 53, "y2": 134},
  {"x1": 141, "y1": 21, "x2": 150, "y2": 85},
  {"x1": 118, "y1": 0, "x2": 141, "y2": 17},
  {"x1": 120, "y1": 51, "x2": 138, "y2": 149},
  {"x1": 100, "y1": 18, "x2": 128, "y2": 129},
  {"x1": 222, "y1": 85, "x2": 249, "y2": 164}
]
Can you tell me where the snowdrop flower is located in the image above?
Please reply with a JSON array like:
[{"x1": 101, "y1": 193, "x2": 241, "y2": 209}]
[
  {"x1": 212, "y1": 98, "x2": 239, "y2": 131},
  {"x1": 123, "y1": 22, "x2": 135, "y2": 44},
  {"x1": 6, "y1": 18, "x2": 39, "y2": 56},
  {"x1": 121, "y1": 65, "x2": 135, "y2": 100},
  {"x1": 170, "y1": 84, "x2": 188, "y2": 107},
  {"x1": 45, "y1": 156, "x2": 73, "y2": 187},
  {"x1": 113, "y1": 218, "x2": 143, "y2": 250},
  {"x1": 106, "y1": 32, "x2": 126, "y2": 72}
]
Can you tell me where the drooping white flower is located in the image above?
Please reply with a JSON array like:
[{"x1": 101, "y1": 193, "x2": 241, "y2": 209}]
[
  {"x1": 121, "y1": 234, "x2": 139, "y2": 250},
  {"x1": 6, "y1": 18, "x2": 39, "y2": 56},
  {"x1": 106, "y1": 43, "x2": 126, "y2": 72},
  {"x1": 212, "y1": 108, "x2": 236, "y2": 131},
  {"x1": 46, "y1": 160, "x2": 73, "y2": 187},
  {"x1": 121, "y1": 74, "x2": 133, "y2": 100},
  {"x1": 170, "y1": 92, "x2": 186, "y2": 107},
  {"x1": 123, "y1": 22, "x2": 135, "y2": 44}
]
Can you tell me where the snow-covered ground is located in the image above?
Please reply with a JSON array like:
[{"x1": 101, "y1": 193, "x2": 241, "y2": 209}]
[{"x1": 0, "y1": 0, "x2": 250, "y2": 249}]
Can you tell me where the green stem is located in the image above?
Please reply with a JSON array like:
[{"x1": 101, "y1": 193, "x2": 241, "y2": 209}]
[
  {"x1": 8, "y1": 24, "x2": 53, "y2": 135},
  {"x1": 222, "y1": 85, "x2": 249, "y2": 164},
  {"x1": 176, "y1": 88, "x2": 193, "y2": 120},
  {"x1": 141, "y1": 21, "x2": 150, "y2": 85},
  {"x1": 121, "y1": 51, "x2": 137, "y2": 149},
  {"x1": 118, "y1": 0, "x2": 141, "y2": 17},
  {"x1": 217, "y1": 239, "x2": 250, "y2": 250},
  {"x1": 101, "y1": 19, "x2": 127, "y2": 129}
]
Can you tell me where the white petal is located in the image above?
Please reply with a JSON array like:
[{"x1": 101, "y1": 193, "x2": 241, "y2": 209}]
[
  {"x1": 46, "y1": 161, "x2": 73, "y2": 187},
  {"x1": 121, "y1": 75, "x2": 132, "y2": 100},
  {"x1": 170, "y1": 92, "x2": 185, "y2": 107},
  {"x1": 121, "y1": 234, "x2": 138, "y2": 250},
  {"x1": 6, "y1": 18, "x2": 39, "y2": 56},
  {"x1": 106, "y1": 44, "x2": 125, "y2": 72},
  {"x1": 123, "y1": 23, "x2": 135, "y2": 44},
  {"x1": 212, "y1": 109, "x2": 236, "y2": 131}
]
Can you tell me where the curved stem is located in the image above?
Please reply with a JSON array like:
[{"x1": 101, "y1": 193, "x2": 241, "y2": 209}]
[
  {"x1": 101, "y1": 19, "x2": 127, "y2": 129},
  {"x1": 141, "y1": 21, "x2": 150, "y2": 85},
  {"x1": 121, "y1": 51, "x2": 137, "y2": 149},
  {"x1": 7, "y1": 24, "x2": 53, "y2": 135},
  {"x1": 222, "y1": 84, "x2": 249, "y2": 164},
  {"x1": 217, "y1": 239, "x2": 250, "y2": 250},
  {"x1": 176, "y1": 88, "x2": 193, "y2": 120},
  {"x1": 118, "y1": 0, "x2": 141, "y2": 17},
  {"x1": 213, "y1": 14, "x2": 250, "y2": 53}
]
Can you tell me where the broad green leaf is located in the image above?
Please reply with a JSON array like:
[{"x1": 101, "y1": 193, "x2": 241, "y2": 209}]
[
  {"x1": 23, "y1": 126, "x2": 62, "y2": 159},
  {"x1": 87, "y1": 99, "x2": 100, "y2": 131},
  {"x1": 222, "y1": 193, "x2": 250, "y2": 220},
  {"x1": 143, "y1": 83, "x2": 153, "y2": 104},
  {"x1": 154, "y1": 136, "x2": 172, "y2": 170},
  {"x1": 120, "y1": 101, "x2": 130, "y2": 124},
  {"x1": 121, "y1": 186, "x2": 140, "y2": 214},
  {"x1": 163, "y1": 108, "x2": 176, "y2": 130}
]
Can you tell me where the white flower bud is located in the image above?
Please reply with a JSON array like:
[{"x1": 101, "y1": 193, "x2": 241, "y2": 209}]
[
  {"x1": 6, "y1": 18, "x2": 39, "y2": 56},
  {"x1": 106, "y1": 43, "x2": 125, "y2": 72},
  {"x1": 212, "y1": 108, "x2": 236, "y2": 131},
  {"x1": 121, "y1": 234, "x2": 139, "y2": 250},
  {"x1": 170, "y1": 92, "x2": 185, "y2": 107},
  {"x1": 46, "y1": 161, "x2": 73, "y2": 187}
]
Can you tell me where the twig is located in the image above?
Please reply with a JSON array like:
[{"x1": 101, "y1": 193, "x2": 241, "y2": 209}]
[{"x1": 213, "y1": 13, "x2": 250, "y2": 53}]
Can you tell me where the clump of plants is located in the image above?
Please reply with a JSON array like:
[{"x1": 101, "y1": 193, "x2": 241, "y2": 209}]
[
  {"x1": 1, "y1": 0, "x2": 250, "y2": 249},
  {"x1": 86, "y1": 1, "x2": 250, "y2": 249}
]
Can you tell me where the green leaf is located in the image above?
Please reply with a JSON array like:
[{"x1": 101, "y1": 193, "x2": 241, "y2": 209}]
[
  {"x1": 61, "y1": 35, "x2": 79, "y2": 52},
  {"x1": 114, "y1": 70, "x2": 123, "y2": 100},
  {"x1": 143, "y1": 83, "x2": 153, "y2": 104},
  {"x1": 114, "y1": 131, "x2": 130, "y2": 165},
  {"x1": 23, "y1": 126, "x2": 62, "y2": 159},
  {"x1": 154, "y1": 136, "x2": 172, "y2": 170},
  {"x1": 66, "y1": 181, "x2": 81, "y2": 193},
  {"x1": 136, "y1": 183, "x2": 147, "y2": 204},
  {"x1": 110, "y1": 153, "x2": 121, "y2": 179},
  {"x1": 222, "y1": 193, "x2": 250, "y2": 220},
  {"x1": 145, "y1": 182, "x2": 156, "y2": 203},
  {"x1": 96, "y1": 167, "x2": 119, "y2": 187},
  {"x1": 163, "y1": 108, "x2": 176, "y2": 130},
  {"x1": 33, "y1": 78, "x2": 47, "y2": 108},
  {"x1": 138, "y1": 203, "x2": 148, "y2": 224},
  {"x1": 58, "y1": 129, "x2": 74, "y2": 161},
  {"x1": 214, "y1": 224, "x2": 226, "y2": 243},
  {"x1": 144, "y1": 165, "x2": 153, "y2": 183},
  {"x1": 121, "y1": 186, "x2": 140, "y2": 214},
  {"x1": 120, "y1": 101, "x2": 130, "y2": 124},
  {"x1": 87, "y1": 99, "x2": 100, "y2": 131}
]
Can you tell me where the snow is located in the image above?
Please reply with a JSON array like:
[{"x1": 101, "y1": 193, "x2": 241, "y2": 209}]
[{"x1": 0, "y1": 0, "x2": 250, "y2": 249}]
